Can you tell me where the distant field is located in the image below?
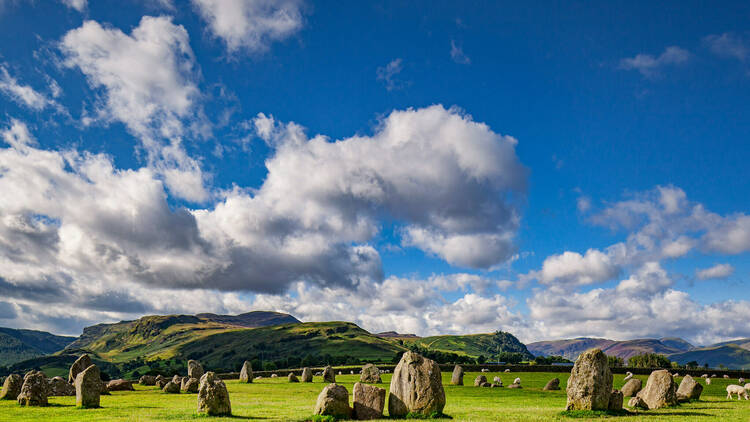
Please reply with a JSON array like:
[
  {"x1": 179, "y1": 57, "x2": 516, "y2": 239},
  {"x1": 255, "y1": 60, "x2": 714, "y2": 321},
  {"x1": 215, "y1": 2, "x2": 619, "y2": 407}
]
[{"x1": 1, "y1": 371, "x2": 749, "y2": 421}]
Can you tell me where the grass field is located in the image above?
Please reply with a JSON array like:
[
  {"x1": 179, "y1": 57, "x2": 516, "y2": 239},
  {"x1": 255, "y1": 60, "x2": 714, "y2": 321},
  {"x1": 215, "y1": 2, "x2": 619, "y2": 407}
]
[{"x1": 1, "y1": 371, "x2": 749, "y2": 421}]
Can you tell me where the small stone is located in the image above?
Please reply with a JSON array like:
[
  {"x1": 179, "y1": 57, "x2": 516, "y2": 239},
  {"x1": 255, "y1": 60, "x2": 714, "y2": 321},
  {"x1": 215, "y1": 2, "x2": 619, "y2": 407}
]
[
  {"x1": 314, "y1": 383, "x2": 351, "y2": 419},
  {"x1": 621, "y1": 378, "x2": 642, "y2": 397},
  {"x1": 139, "y1": 375, "x2": 156, "y2": 385},
  {"x1": 107, "y1": 379, "x2": 134, "y2": 391},
  {"x1": 474, "y1": 375, "x2": 487, "y2": 387},
  {"x1": 182, "y1": 377, "x2": 199, "y2": 393},
  {"x1": 543, "y1": 378, "x2": 560, "y2": 391},
  {"x1": 608, "y1": 390, "x2": 623, "y2": 410},
  {"x1": 163, "y1": 381, "x2": 180, "y2": 394},
  {"x1": 288, "y1": 373, "x2": 299, "y2": 382}
]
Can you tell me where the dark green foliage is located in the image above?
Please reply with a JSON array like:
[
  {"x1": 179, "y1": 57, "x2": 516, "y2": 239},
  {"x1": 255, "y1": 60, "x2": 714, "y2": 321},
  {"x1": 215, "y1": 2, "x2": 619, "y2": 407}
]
[
  {"x1": 607, "y1": 355, "x2": 624, "y2": 367},
  {"x1": 627, "y1": 353, "x2": 672, "y2": 368},
  {"x1": 534, "y1": 355, "x2": 572, "y2": 365},
  {"x1": 405, "y1": 411, "x2": 452, "y2": 419}
]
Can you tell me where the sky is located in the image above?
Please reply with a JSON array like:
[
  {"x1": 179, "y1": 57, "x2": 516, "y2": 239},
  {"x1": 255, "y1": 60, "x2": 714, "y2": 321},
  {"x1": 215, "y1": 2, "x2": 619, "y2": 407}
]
[{"x1": 0, "y1": 0, "x2": 748, "y2": 345}]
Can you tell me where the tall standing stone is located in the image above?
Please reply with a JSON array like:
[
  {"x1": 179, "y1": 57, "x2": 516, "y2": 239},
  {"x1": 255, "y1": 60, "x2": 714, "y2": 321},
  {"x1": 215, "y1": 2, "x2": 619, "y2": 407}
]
[
  {"x1": 75, "y1": 364, "x2": 101, "y2": 409},
  {"x1": 188, "y1": 360, "x2": 204, "y2": 380},
  {"x1": 197, "y1": 372, "x2": 231, "y2": 416},
  {"x1": 301, "y1": 367, "x2": 313, "y2": 382},
  {"x1": 239, "y1": 361, "x2": 253, "y2": 383},
  {"x1": 676, "y1": 375, "x2": 703, "y2": 401},
  {"x1": 69, "y1": 354, "x2": 93, "y2": 384},
  {"x1": 353, "y1": 382, "x2": 386, "y2": 420},
  {"x1": 360, "y1": 363, "x2": 382, "y2": 383},
  {"x1": 0, "y1": 374, "x2": 22, "y2": 400},
  {"x1": 323, "y1": 365, "x2": 336, "y2": 383},
  {"x1": 451, "y1": 365, "x2": 464, "y2": 385},
  {"x1": 388, "y1": 351, "x2": 446, "y2": 418},
  {"x1": 565, "y1": 348, "x2": 613, "y2": 411},
  {"x1": 314, "y1": 383, "x2": 351, "y2": 419},
  {"x1": 17, "y1": 371, "x2": 48, "y2": 407},
  {"x1": 636, "y1": 369, "x2": 677, "y2": 409}
]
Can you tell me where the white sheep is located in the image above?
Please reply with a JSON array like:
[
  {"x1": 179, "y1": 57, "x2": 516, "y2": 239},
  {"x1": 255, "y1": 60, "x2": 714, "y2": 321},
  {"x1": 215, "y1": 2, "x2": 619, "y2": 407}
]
[
  {"x1": 513, "y1": 377, "x2": 521, "y2": 385},
  {"x1": 745, "y1": 383, "x2": 750, "y2": 391},
  {"x1": 727, "y1": 385, "x2": 748, "y2": 400},
  {"x1": 623, "y1": 372, "x2": 633, "y2": 381},
  {"x1": 706, "y1": 378, "x2": 712, "y2": 385}
]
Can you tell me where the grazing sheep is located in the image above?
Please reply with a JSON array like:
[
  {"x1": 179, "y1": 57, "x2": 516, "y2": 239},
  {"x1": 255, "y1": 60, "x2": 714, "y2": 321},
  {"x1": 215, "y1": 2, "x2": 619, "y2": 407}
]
[
  {"x1": 481, "y1": 368, "x2": 489, "y2": 373},
  {"x1": 726, "y1": 385, "x2": 748, "y2": 400},
  {"x1": 504, "y1": 369, "x2": 511, "y2": 373},
  {"x1": 701, "y1": 374, "x2": 708, "y2": 378},
  {"x1": 724, "y1": 374, "x2": 730, "y2": 379},
  {"x1": 623, "y1": 372, "x2": 633, "y2": 381},
  {"x1": 739, "y1": 377, "x2": 745, "y2": 384},
  {"x1": 513, "y1": 377, "x2": 521, "y2": 385},
  {"x1": 706, "y1": 378, "x2": 712, "y2": 385},
  {"x1": 745, "y1": 383, "x2": 750, "y2": 391}
]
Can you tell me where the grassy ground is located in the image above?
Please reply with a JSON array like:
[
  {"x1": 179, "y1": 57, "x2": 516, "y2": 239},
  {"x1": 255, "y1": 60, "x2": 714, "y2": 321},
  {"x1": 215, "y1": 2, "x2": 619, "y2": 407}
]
[{"x1": 1, "y1": 371, "x2": 748, "y2": 421}]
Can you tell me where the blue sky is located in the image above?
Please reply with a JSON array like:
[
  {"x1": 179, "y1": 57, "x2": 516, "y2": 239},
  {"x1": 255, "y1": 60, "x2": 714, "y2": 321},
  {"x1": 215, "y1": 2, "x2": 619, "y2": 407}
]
[{"x1": 0, "y1": 0, "x2": 748, "y2": 344}]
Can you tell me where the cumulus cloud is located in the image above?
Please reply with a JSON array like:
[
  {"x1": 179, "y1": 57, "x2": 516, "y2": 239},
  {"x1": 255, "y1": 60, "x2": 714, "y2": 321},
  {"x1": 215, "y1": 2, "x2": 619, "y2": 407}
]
[
  {"x1": 192, "y1": 0, "x2": 304, "y2": 53},
  {"x1": 60, "y1": 0, "x2": 86, "y2": 12},
  {"x1": 619, "y1": 46, "x2": 690, "y2": 78},
  {"x1": 536, "y1": 249, "x2": 619, "y2": 286},
  {"x1": 376, "y1": 58, "x2": 405, "y2": 91},
  {"x1": 0, "y1": 65, "x2": 53, "y2": 110},
  {"x1": 450, "y1": 40, "x2": 471, "y2": 64},
  {"x1": 703, "y1": 33, "x2": 748, "y2": 62},
  {"x1": 60, "y1": 16, "x2": 208, "y2": 201},
  {"x1": 696, "y1": 263, "x2": 734, "y2": 280}
]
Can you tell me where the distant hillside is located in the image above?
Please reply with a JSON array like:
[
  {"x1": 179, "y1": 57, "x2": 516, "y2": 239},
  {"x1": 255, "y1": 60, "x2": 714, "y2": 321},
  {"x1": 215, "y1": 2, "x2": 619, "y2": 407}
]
[
  {"x1": 0, "y1": 327, "x2": 76, "y2": 366},
  {"x1": 528, "y1": 337, "x2": 693, "y2": 361},
  {"x1": 405, "y1": 331, "x2": 534, "y2": 360},
  {"x1": 376, "y1": 331, "x2": 420, "y2": 339},
  {"x1": 670, "y1": 345, "x2": 750, "y2": 370},
  {"x1": 709, "y1": 338, "x2": 750, "y2": 351},
  {"x1": 196, "y1": 311, "x2": 301, "y2": 328}
]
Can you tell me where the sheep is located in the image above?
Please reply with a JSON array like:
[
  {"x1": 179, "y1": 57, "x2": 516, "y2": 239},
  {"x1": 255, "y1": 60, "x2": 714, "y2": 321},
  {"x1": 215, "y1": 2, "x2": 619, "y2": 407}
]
[
  {"x1": 706, "y1": 378, "x2": 712, "y2": 385},
  {"x1": 504, "y1": 369, "x2": 511, "y2": 373},
  {"x1": 745, "y1": 383, "x2": 750, "y2": 391},
  {"x1": 726, "y1": 385, "x2": 748, "y2": 400},
  {"x1": 701, "y1": 374, "x2": 708, "y2": 378},
  {"x1": 739, "y1": 377, "x2": 745, "y2": 384},
  {"x1": 623, "y1": 372, "x2": 633, "y2": 381},
  {"x1": 513, "y1": 377, "x2": 521, "y2": 385}
]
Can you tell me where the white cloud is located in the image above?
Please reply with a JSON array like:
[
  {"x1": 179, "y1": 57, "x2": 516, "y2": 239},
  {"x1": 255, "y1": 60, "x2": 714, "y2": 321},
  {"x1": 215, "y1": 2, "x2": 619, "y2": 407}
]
[
  {"x1": 450, "y1": 40, "x2": 471, "y2": 65},
  {"x1": 60, "y1": 0, "x2": 86, "y2": 12},
  {"x1": 702, "y1": 215, "x2": 750, "y2": 254},
  {"x1": 537, "y1": 249, "x2": 619, "y2": 286},
  {"x1": 0, "y1": 65, "x2": 52, "y2": 110},
  {"x1": 376, "y1": 58, "x2": 405, "y2": 91},
  {"x1": 192, "y1": 0, "x2": 304, "y2": 53},
  {"x1": 619, "y1": 46, "x2": 690, "y2": 78},
  {"x1": 60, "y1": 16, "x2": 208, "y2": 202},
  {"x1": 703, "y1": 33, "x2": 748, "y2": 62},
  {"x1": 696, "y1": 263, "x2": 734, "y2": 280},
  {"x1": 576, "y1": 196, "x2": 591, "y2": 213}
]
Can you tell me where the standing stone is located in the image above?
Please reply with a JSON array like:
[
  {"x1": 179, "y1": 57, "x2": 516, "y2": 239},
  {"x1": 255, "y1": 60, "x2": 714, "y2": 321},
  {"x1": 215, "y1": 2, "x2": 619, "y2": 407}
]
[
  {"x1": 314, "y1": 383, "x2": 351, "y2": 419},
  {"x1": 182, "y1": 377, "x2": 199, "y2": 393},
  {"x1": 353, "y1": 382, "x2": 386, "y2": 420},
  {"x1": 388, "y1": 351, "x2": 446, "y2": 418},
  {"x1": 0, "y1": 374, "x2": 22, "y2": 400},
  {"x1": 360, "y1": 363, "x2": 382, "y2": 383},
  {"x1": 451, "y1": 365, "x2": 464, "y2": 386},
  {"x1": 172, "y1": 375, "x2": 182, "y2": 384},
  {"x1": 239, "y1": 361, "x2": 253, "y2": 383},
  {"x1": 474, "y1": 375, "x2": 487, "y2": 387},
  {"x1": 323, "y1": 366, "x2": 336, "y2": 383},
  {"x1": 17, "y1": 370, "x2": 48, "y2": 406},
  {"x1": 636, "y1": 369, "x2": 677, "y2": 410},
  {"x1": 621, "y1": 378, "x2": 642, "y2": 397},
  {"x1": 565, "y1": 348, "x2": 613, "y2": 411},
  {"x1": 543, "y1": 378, "x2": 560, "y2": 391},
  {"x1": 48, "y1": 376, "x2": 75, "y2": 396},
  {"x1": 75, "y1": 364, "x2": 100, "y2": 409},
  {"x1": 608, "y1": 390, "x2": 623, "y2": 410},
  {"x1": 628, "y1": 396, "x2": 648, "y2": 409},
  {"x1": 288, "y1": 373, "x2": 299, "y2": 383},
  {"x1": 163, "y1": 381, "x2": 180, "y2": 394},
  {"x1": 676, "y1": 374, "x2": 703, "y2": 402},
  {"x1": 301, "y1": 367, "x2": 313, "y2": 383},
  {"x1": 107, "y1": 379, "x2": 134, "y2": 391},
  {"x1": 197, "y1": 372, "x2": 231, "y2": 416},
  {"x1": 139, "y1": 375, "x2": 156, "y2": 386},
  {"x1": 188, "y1": 360, "x2": 204, "y2": 380},
  {"x1": 156, "y1": 375, "x2": 168, "y2": 389},
  {"x1": 69, "y1": 354, "x2": 93, "y2": 384}
]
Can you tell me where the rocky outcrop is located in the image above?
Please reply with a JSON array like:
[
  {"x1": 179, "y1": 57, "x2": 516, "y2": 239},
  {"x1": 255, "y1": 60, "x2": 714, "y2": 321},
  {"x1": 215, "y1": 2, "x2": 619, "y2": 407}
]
[
  {"x1": 197, "y1": 372, "x2": 231, "y2": 416},
  {"x1": 388, "y1": 351, "x2": 446, "y2": 418},
  {"x1": 565, "y1": 348, "x2": 613, "y2": 410}
]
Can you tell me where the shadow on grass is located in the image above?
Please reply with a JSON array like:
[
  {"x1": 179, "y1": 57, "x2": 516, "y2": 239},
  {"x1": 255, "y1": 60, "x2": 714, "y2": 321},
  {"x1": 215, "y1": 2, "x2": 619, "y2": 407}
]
[{"x1": 561, "y1": 409, "x2": 716, "y2": 418}]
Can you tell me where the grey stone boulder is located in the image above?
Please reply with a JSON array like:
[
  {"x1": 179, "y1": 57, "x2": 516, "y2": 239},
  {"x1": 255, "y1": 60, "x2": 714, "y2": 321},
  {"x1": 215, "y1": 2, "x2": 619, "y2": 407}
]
[
  {"x1": 621, "y1": 378, "x2": 642, "y2": 397},
  {"x1": 197, "y1": 372, "x2": 231, "y2": 416},
  {"x1": 608, "y1": 389, "x2": 623, "y2": 410},
  {"x1": 353, "y1": 382, "x2": 385, "y2": 420},
  {"x1": 474, "y1": 375, "x2": 487, "y2": 387},
  {"x1": 48, "y1": 376, "x2": 75, "y2": 396},
  {"x1": 628, "y1": 396, "x2": 648, "y2": 409},
  {"x1": 565, "y1": 348, "x2": 613, "y2": 411},
  {"x1": 17, "y1": 370, "x2": 48, "y2": 406},
  {"x1": 288, "y1": 373, "x2": 299, "y2": 383},
  {"x1": 239, "y1": 361, "x2": 253, "y2": 383},
  {"x1": 69, "y1": 354, "x2": 92, "y2": 384},
  {"x1": 107, "y1": 379, "x2": 134, "y2": 392},
  {"x1": 181, "y1": 377, "x2": 199, "y2": 393},
  {"x1": 543, "y1": 378, "x2": 560, "y2": 391},
  {"x1": 314, "y1": 383, "x2": 350, "y2": 419},
  {"x1": 187, "y1": 360, "x2": 204, "y2": 380},
  {"x1": 301, "y1": 367, "x2": 313, "y2": 382},
  {"x1": 388, "y1": 351, "x2": 445, "y2": 418},
  {"x1": 676, "y1": 375, "x2": 703, "y2": 402},
  {"x1": 323, "y1": 365, "x2": 336, "y2": 383},
  {"x1": 163, "y1": 381, "x2": 180, "y2": 394},
  {"x1": 0, "y1": 374, "x2": 22, "y2": 400},
  {"x1": 635, "y1": 369, "x2": 677, "y2": 410},
  {"x1": 139, "y1": 375, "x2": 156, "y2": 385},
  {"x1": 75, "y1": 364, "x2": 101, "y2": 408},
  {"x1": 451, "y1": 365, "x2": 464, "y2": 385},
  {"x1": 360, "y1": 363, "x2": 382, "y2": 383}
]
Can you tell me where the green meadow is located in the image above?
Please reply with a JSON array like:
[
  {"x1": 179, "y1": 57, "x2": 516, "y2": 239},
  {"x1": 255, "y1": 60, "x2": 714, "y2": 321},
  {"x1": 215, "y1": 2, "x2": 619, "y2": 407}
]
[{"x1": 1, "y1": 371, "x2": 749, "y2": 421}]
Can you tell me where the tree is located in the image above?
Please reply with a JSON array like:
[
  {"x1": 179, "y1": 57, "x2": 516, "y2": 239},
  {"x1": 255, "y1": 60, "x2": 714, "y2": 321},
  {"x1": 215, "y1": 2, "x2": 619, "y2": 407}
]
[
  {"x1": 606, "y1": 355, "x2": 624, "y2": 367},
  {"x1": 477, "y1": 355, "x2": 487, "y2": 364},
  {"x1": 627, "y1": 353, "x2": 671, "y2": 369}
]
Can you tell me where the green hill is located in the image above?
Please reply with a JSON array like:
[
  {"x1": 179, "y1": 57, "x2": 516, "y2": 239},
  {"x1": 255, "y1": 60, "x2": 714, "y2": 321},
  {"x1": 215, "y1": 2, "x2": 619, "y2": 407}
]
[
  {"x1": 527, "y1": 337, "x2": 694, "y2": 361},
  {"x1": 670, "y1": 344, "x2": 750, "y2": 369},
  {"x1": 405, "y1": 331, "x2": 533, "y2": 361},
  {"x1": 0, "y1": 327, "x2": 77, "y2": 366}
]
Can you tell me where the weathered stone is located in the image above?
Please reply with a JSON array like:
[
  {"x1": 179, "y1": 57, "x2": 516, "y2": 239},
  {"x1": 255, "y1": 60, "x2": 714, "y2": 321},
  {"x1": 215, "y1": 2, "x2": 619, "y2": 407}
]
[
  {"x1": 156, "y1": 378, "x2": 168, "y2": 389},
  {"x1": 100, "y1": 380, "x2": 111, "y2": 395},
  {"x1": 543, "y1": 378, "x2": 560, "y2": 391},
  {"x1": 621, "y1": 378, "x2": 642, "y2": 397},
  {"x1": 239, "y1": 361, "x2": 253, "y2": 383},
  {"x1": 301, "y1": 367, "x2": 313, "y2": 382},
  {"x1": 565, "y1": 348, "x2": 613, "y2": 411},
  {"x1": 360, "y1": 363, "x2": 382, "y2": 384},
  {"x1": 75, "y1": 364, "x2": 100, "y2": 408},
  {"x1": 1, "y1": 374, "x2": 22, "y2": 400},
  {"x1": 628, "y1": 395, "x2": 647, "y2": 409},
  {"x1": 314, "y1": 383, "x2": 351, "y2": 419},
  {"x1": 608, "y1": 390, "x2": 623, "y2": 410},
  {"x1": 676, "y1": 375, "x2": 703, "y2": 401},
  {"x1": 508, "y1": 382, "x2": 522, "y2": 389},
  {"x1": 172, "y1": 375, "x2": 182, "y2": 384},
  {"x1": 451, "y1": 365, "x2": 464, "y2": 386},
  {"x1": 322, "y1": 366, "x2": 336, "y2": 383},
  {"x1": 474, "y1": 375, "x2": 487, "y2": 387},
  {"x1": 181, "y1": 377, "x2": 199, "y2": 393},
  {"x1": 636, "y1": 369, "x2": 677, "y2": 410},
  {"x1": 139, "y1": 375, "x2": 156, "y2": 385},
  {"x1": 69, "y1": 354, "x2": 93, "y2": 384},
  {"x1": 288, "y1": 373, "x2": 299, "y2": 382},
  {"x1": 187, "y1": 360, "x2": 204, "y2": 380},
  {"x1": 197, "y1": 372, "x2": 231, "y2": 416},
  {"x1": 107, "y1": 379, "x2": 134, "y2": 391},
  {"x1": 17, "y1": 370, "x2": 48, "y2": 406},
  {"x1": 163, "y1": 381, "x2": 180, "y2": 394},
  {"x1": 353, "y1": 382, "x2": 385, "y2": 420},
  {"x1": 48, "y1": 376, "x2": 75, "y2": 396},
  {"x1": 388, "y1": 351, "x2": 445, "y2": 418}
]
